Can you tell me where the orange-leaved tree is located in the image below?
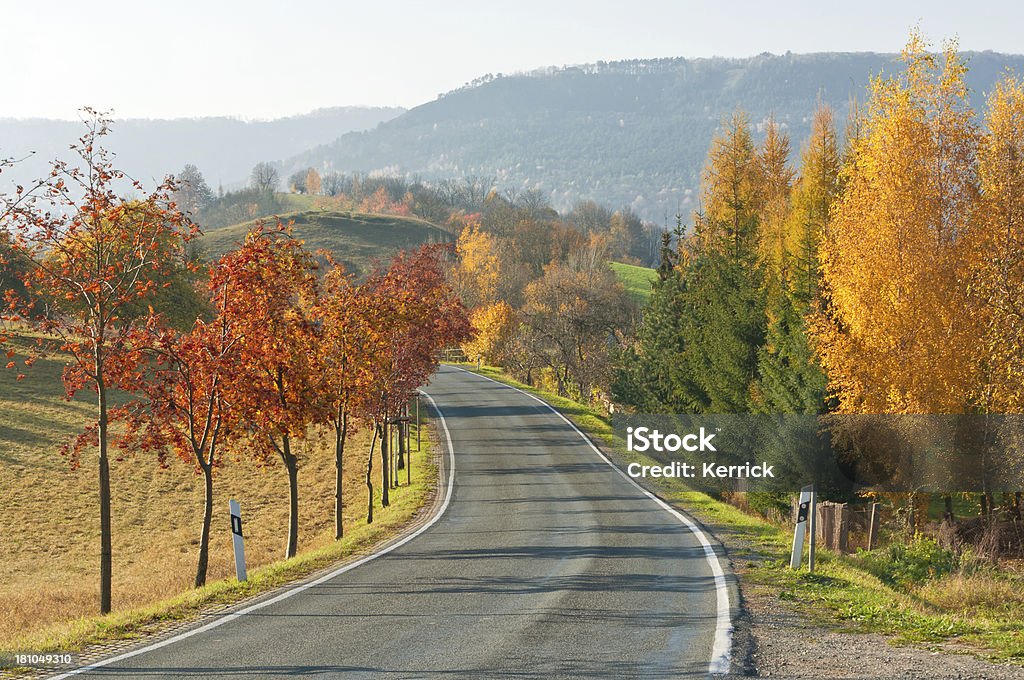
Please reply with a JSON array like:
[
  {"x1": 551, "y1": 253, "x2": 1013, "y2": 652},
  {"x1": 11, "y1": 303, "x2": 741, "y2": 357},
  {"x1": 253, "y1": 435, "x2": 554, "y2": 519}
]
[
  {"x1": 972, "y1": 74, "x2": 1024, "y2": 413},
  {"x1": 214, "y1": 224, "x2": 324, "y2": 559},
  {"x1": 813, "y1": 35, "x2": 981, "y2": 415},
  {"x1": 125, "y1": 264, "x2": 244, "y2": 586},
  {"x1": 315, "y1": 258, "x2": 386, "y2": 538},
  {"x1": 0, "y1": 110, "x2": 196, "y2": 613}
]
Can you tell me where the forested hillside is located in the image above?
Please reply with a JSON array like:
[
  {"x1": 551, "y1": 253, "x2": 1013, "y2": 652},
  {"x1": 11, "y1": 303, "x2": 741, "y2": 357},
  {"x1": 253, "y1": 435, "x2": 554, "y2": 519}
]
[{"x1": 285, "y1": 52, "x2": 1024, "y2": 221}]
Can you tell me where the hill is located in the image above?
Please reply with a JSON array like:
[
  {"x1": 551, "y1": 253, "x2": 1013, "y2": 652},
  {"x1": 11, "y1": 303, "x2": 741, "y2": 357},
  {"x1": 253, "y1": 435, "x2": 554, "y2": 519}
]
[
  {"x1": 200, "y1": 209, "x2": 453, "y2": 274},
  {"x1": 0, "y1": 106, "x2": 404, "y2": 194},
  {"x1": 283, "y1": 52, "x2": 1024, "y2": 221}
]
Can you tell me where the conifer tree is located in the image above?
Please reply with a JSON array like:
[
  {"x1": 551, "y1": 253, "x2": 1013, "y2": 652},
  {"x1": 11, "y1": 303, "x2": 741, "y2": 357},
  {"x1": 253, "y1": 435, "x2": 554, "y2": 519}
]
[
  {"x1": 786, "y1": 105, "x2": 841, "y2": 307},
  {"x1": 755, "y1": 106, "x2": 839, "y2": 414},
  {"x1": 757, "y1": 118, "x2": 796, "y2": 284}
]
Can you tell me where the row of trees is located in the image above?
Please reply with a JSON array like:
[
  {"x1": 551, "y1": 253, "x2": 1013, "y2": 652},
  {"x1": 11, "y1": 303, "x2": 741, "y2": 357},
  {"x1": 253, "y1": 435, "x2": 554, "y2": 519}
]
[
  {"x1": 612, "y1": 35, "x2": 1024, "y2": 523},
  {"x1": 1, "y1": 114, "x2": 470, "y2": 613}
]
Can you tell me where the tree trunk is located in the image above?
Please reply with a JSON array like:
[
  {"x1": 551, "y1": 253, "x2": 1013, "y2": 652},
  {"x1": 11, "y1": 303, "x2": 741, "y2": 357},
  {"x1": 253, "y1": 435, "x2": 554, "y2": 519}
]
[
  {"x1": 396, "y1": 417, "x2": 406, "y2": 472},
  {"x1": 380, "y1": 422, "x2": 390, "y2": 507},
  {"x1": 335, "y1": 409, "x2": 347, "y2": 540},
  {"x1": 366, "y1": 425, "x2": 377, "y2": 524},
  {"x1": 195, "y1": 462, "x2": 214, "y2": 587},
  {"x1": 981, "y1": 493, "x2": 989, "y2": 517},
  {"x1": 943, "y1": 494, "x2": 954, "y2": 522},
  {"x1": 282, "y1": 435, "x2": 299, "y2": 559},
  {"x1": 97, "y1": 379, "x2": 112, "y2": 615},
  {"x1": 1014, "y1": 492, "x2": 1022, "y2": 521}
]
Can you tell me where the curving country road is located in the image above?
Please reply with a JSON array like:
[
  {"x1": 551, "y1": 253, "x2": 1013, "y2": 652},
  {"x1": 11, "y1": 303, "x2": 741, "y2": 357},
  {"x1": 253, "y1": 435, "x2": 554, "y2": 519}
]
[{"x1": 59, "y1": 365, "x2": 733, "y2": 679}]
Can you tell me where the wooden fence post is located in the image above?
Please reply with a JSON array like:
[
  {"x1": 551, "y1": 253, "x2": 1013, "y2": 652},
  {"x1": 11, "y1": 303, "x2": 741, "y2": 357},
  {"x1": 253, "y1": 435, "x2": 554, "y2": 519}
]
[{"x1": 867, "y1": 502, "x2": 881, "y2": 551}]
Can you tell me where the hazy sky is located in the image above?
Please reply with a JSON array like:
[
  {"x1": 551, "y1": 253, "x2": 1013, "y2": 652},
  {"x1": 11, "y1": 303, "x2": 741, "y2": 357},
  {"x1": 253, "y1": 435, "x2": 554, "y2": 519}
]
[{"x1": 4, "y1": 0, "x2": 1022, "y2": 120}]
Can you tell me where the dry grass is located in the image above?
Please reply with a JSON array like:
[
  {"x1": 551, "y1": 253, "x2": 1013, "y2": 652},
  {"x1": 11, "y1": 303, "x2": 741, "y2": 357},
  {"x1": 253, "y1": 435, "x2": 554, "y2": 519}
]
[
  {"x1": 0, "y1": 345, "x2": 426, "y2": 651},
  {"x1": 916, "y1": 572, "x2": 1024, "y2": 618}
]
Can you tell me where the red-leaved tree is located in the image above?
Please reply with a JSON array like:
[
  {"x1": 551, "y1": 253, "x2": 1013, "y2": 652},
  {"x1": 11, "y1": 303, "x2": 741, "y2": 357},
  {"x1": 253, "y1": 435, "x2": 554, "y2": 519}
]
[{"x1": 358, "y1": 245, "x2": 472, "y2": 518}]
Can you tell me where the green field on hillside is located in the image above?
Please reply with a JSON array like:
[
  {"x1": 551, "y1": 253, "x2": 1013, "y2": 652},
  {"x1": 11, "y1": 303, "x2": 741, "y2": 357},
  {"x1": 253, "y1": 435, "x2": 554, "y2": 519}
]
[
  {"x1": 610, "y1": 261, "x2": 658, "y2": 304},
  {"x1": 200, "y1": 209, "x2": 453, "y2": 274}
]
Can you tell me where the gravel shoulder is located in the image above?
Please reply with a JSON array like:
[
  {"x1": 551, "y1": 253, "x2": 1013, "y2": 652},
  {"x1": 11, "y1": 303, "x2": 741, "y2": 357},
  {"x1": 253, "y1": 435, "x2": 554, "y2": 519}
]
[{"x1": 737, "y1": 573, "x2": 1024, "y2": 679}]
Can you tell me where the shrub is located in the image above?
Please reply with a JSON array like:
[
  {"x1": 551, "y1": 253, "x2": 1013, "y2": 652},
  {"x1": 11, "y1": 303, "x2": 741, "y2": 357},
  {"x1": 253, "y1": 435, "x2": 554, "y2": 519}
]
[{"x1": 856, "y1": 533, "x2": 957, "y2": 588}]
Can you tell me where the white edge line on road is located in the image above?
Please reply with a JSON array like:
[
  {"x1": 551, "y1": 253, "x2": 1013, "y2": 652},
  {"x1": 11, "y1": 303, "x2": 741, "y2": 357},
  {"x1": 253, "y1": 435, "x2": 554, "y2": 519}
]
[
  {"x1": 50, "y1": 390, "x2": 456, "y2": 680},
  {"x1": 451, "y1": 366, "x2": 733, "y2": 676}
]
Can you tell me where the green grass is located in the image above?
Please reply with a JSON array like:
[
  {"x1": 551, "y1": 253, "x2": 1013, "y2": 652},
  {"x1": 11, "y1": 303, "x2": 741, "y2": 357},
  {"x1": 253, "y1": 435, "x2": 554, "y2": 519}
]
[
  {"x1": 451, "y1": 362, "x2": 1024, "y2": 664},
  {"x1": 610, "y1": 261, "x2": 658, "y2": 304},
  {"x1": 200, "y1": 209, "x2": 452, "y2": 274}
]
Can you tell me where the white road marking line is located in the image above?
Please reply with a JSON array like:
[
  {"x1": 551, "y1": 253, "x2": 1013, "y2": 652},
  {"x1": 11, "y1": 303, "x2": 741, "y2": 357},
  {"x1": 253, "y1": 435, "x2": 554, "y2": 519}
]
[
  {"x1": 453, "y1": 366, "x2": 733, "y2": 676},
  {"x1": 50, "y1": 390, "x2": 456, "y2": 679}
]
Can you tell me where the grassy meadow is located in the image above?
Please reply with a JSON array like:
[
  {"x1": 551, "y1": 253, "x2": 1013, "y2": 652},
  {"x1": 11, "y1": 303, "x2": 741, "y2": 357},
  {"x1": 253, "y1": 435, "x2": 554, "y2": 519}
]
[
  {"x1": 0, "y1": 344, "x2": 435, "y2": 654},
  {"x1": 610, "y1": 261, "x2": 658, "y2": 304}
]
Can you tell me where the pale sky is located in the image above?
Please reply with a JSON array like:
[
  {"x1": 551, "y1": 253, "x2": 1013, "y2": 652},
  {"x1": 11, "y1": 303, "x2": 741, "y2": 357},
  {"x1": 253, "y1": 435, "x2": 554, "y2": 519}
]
[{"x1": 3, "y1": 0, "x2": 1022, "y2": 120}]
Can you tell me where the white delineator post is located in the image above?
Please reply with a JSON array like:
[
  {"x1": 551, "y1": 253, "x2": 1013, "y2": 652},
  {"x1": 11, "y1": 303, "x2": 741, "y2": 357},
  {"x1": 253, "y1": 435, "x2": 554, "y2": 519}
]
[
  {"x1": 790, "y1": 484, "x2": 814, "y2": 569},
  {"x1": 229, "y1": 499, "x2": 247, "y2": 582},
  {"x1": 807, "y1": 485, "x2": 817, "y2": 573}
]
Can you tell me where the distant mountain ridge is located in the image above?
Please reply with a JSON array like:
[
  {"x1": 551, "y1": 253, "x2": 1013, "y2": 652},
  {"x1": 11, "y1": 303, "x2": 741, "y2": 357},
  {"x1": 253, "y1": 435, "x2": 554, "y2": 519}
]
[
  {"x1": 0, "y1": 106, "x2": 404, "y2": 193},
  {"x1": 282, "y1": 51, "x2": 1024, "y2": 222}
]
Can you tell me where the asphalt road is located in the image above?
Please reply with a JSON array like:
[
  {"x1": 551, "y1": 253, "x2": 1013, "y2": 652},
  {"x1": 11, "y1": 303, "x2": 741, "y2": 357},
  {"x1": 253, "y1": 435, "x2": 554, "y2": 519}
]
[{"x1": 63, "y1": 365, "x2": 732, "y2": 679}]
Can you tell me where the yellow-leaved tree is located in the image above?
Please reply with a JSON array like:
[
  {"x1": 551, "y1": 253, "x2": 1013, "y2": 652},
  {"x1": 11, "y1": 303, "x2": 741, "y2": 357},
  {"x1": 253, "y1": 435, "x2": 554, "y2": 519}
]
[
  {"x1": 813, "y1": 34, "x2": 981, "y2": 415},
  {"x1": 463, "y1": 301, "x2": 515, "y2": 365},
  {"x1": 757, "y1": 117, "x2": 796, "y2": 284},
  {"x1": 694, "y1": 110, "x2": 764, "y2": 258},
  {"x1": 785, "y1": 104, "x2": 841, "y2": 307},
  {"x1": 454, "y1": 220, "x2": 501, "y2": 308},
  {"x1": 973, "y1": 75, "x2": 1024, "y2": 413}
]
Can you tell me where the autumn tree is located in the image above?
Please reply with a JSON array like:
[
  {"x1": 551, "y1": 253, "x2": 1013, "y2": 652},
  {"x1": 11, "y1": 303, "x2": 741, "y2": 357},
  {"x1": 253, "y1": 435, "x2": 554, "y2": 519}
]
[
  {"x1": 756, "y1": 118, "x2": 795, "y2": 283},
  {"x1": 363, "y1": 246, "x2": 471, "y2": 508},
  {"x1": 521, "y1": 238, "x2": 630, "y2": 400},
  {"x1": 128, "y1": 309, "x2": 238, "y2": 587},
  {"x1": 219, "y1": 224, "x2": 323, "y2": 558},
  {"x1": 608, "y1": 208, "x2": 648, "y2": 263},
  {"x1": 1, "y1": 112, "x2": 195, "y2": 613},
  {"x1": 686, "y1": 113, "x2": 766, "y2": 412},
  {"x1": 454, "y1": 220, "x2": 501, "y2": 308},
  {"x1": 813, "y1": 35, "x2": 980, "y2": 414},
  {"x1": 785, "y1": 105, "x2": 842, "y2": 307},
  {"x1": 972, "y1": 75, "x2": 1024, "y2": 412},
  {"x1": 696, "y1": 110, "x2": 764, "y2": 257},
  {"x1": 463, "y1": 301, "x2": 514, "y2": 365},
  {"x1": 305, "y1": 168, "x2": 322, "y2": 197},
  {"x1": 755, "y1": 107, "x2": 839, "y2": 414},
  {"x1": 315, "y1": 260, "x2": 383, "y2": 538}
]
